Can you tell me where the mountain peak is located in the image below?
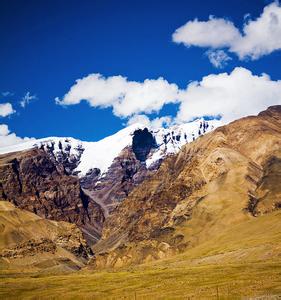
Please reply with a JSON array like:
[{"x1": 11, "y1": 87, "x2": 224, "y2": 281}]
[
  {"x1": 0, "y1": 118, "x2": 220, "y2": 177},
  {"x1": 258, "y1": 105, "x2": 281, "y2": 118}
]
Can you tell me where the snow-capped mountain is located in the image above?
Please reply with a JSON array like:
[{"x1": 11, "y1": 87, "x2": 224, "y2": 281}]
[
  {"x1": 145, "y1": 119, "x2": 221, "y2": 167},
  {"x1": 0, "y1": 118, "x2": 221, "y2": 178},
  {"x1": 0, "y1": 118, "x2": 221, "y2": 244}
]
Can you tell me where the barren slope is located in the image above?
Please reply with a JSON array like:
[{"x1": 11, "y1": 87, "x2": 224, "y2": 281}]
[
  {"x1": 0, "y1": 201, "x2": 92, "y2": 273},
  {"x1": 91, "y1": 106, "x2": 281, "y2": 268}
]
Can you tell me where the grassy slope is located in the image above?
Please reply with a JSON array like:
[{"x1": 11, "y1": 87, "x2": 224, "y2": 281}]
[
  {"x1": 1, "y1": 263, "x2": 281, "y2": 299},
  {"x1": 1, "y1": 211, "x2": 281, "y2": 299}
]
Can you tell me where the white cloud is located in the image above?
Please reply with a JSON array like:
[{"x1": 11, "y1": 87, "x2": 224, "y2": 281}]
[
  {"x1": 127, "y1": 114, "x2": 151, "y2": 127},
  {"x1": 56, "y1": 74, "x2": 180, "y2": 117},
  {"x1": 0, "y1": 124, "x2": 9, "y2": 136},
  {"x1": 0, "y1": 103, "x2": 15, "y2": 117},
  {"x1": 176, "y1": 67, "x2": 281, "y2": 124},
  {"x1": 150, "y1": 116, "x2": 172, "y2": 128},
  {"x1": 231, "y1": 2, "x2": 281, "y2": 59},
  {"x1": 0, "y1": 124, "x2": 34, "y2": 148},
  {"x1": 127, "y1": 114, "x2": 172, "y2": 129},
  {"x1": 172, "y1": 2, "x2": 281, "y2": 62},
  {"x1": 57, "y1": 68, "x2": 281, "y2": 127},
  {"x1": 172, "y1": 17, "x2": 240, "y2": 48},
  {"x1": 20, "y1": 92, "x2": 37, "y2": 108},
  {"x1": 206, "y1": 50, "x2": 232, "y2": 68}
]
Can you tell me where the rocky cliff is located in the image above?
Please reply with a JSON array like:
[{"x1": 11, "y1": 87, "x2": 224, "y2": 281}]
[
  {"x1": 90, "y1": 106, "x2": 281, "y2": 268},
  {"x1": 0, "y1": 149, "x2": 104, "y2": 245},
  {"x1": 72, "y1": 120, "x2": 219, "y2": 216}
]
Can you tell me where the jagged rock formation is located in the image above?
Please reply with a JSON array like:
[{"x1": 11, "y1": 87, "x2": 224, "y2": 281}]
[
  {"x1": 132, "y1": 128, "x2": 157, "y2": 161},
  {"x1": 0, "y1": 149, "x2": 104, "y2": 245},
  {"x1": 90, "y1": 106, "x2": 281, "y2": 268},
  {"x1": 82, "y1": 147, "x2": 161, "y2": 217},
  {"x1": 0, "y1": 201, "x2": 92, "y2": 272},
  {"x1": 39, "y1": 139, "x2": 84, "y2": 175}
]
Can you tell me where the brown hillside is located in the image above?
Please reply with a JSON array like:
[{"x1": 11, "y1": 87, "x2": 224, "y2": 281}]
[
  {"x1": 91, "y1": 106, "x2": 281, "y2": 268},
  {"x1": 0, "y1": 148, "x2": 104, "y2": 245},
  {"x1": 0, "y1": 201, "x2": 92, "y2": 273}
]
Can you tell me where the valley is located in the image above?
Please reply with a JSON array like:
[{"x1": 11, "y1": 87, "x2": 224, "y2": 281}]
[{"x1": 1, "y1": 209, "x2": 281, "y2": 298}]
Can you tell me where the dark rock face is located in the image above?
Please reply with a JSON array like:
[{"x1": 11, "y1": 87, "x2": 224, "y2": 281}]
[
  {"x1": 246, "y1": 156, "x2": 281, "y2": 216},
  {"x1": 81, "y1": 147, "x2": 159, "y2": 216},
  {"x1": 80, "y1": 168, "x2": 101, "y2": 190},
  {"x1": 0, "y1": 149, "x2": 104, "y2": 245},
  {"x1": 258, "y1": 105, "x2": 281, "y2": 119},
  {"x1": 132, "y1": 128, "x2": 157, "y2": 161},
  {"x1": 39, "y1": 140, "x2": 84, "y2": 175}
]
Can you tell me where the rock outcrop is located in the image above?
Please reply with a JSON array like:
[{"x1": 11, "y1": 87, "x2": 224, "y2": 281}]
[
  {"x1": 132, "y1": 128, "x2": 157, "y2": 161},
  {"x1": 0, "y1": 149, "x2": 104, "y2": 245},
  {"x1": 81, "y1": 146, "x2": 161, "y2": 216}
]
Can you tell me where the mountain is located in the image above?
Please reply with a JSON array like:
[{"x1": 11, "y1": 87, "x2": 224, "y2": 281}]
[
  {"x1": 1, "y1": 107, "x2": 281, "y2": 298},
  {"x1": 90, "y1": 105, "x2": 281, "y2": 268},
  {"x1": 0, "y1": 148, "x2": 105, "y2": 244},
  {"x1": 0, "y1": 119, "x2": 219, "y2": 245},
  {"x1": 0, "y1": 119, "x2": 220, "y2": 177}
]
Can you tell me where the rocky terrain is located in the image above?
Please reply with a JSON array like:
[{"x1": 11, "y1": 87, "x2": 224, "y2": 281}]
[
  {"x1": 0, "y1": 149, "x2": 104, "y2": 244},
  {"x1": 0, "y1": 107, "x2": 280, "y2": 273},
  {"x1": 90, "y1": 106, "x2": 281, "y2": 268},
  {"x1": 0, "y1": 119, "x2": 218, "y2": 245},
  {"x1": 81, "y1": 127, "x2": 163, "y2": 215}
]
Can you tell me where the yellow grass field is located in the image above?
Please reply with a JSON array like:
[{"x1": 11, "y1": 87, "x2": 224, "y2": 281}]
[{"x1": 1, "y1": 210, "x2": 281, "y2": 299}]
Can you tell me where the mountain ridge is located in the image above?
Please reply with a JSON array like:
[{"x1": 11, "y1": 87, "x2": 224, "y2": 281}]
[
  {"x1": 1, "y1": 107, "x2": 280, "y2": 270},
  {"x1": 90, "y1": 105, "x2": 281, "y2": 268},
  {"x1": 0, "y1": 118, "x2": 220, "y2": 177},
  {"x1": 0, "y1": 118, "x2": 220, "y2": 246}
]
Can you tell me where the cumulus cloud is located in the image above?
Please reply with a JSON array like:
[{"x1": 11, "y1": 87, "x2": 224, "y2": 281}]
[
  {"x1": 176, "y1": 67, "x2": 281, "y2": 124},
  {"x1": 0, "y1": 103, "x2": 15, "y2": 117},
  {"x1": 57, "y1": 67, "x2": 281, "y2": 126},
  {"x1": 173, "y1": 17, "x2": 240, "y2": 48},
  {"x1": 232, "y1": 2, "x2": 281, "y2": 59},
  {"x1": 20, "y1": 92, "x2": 37, "y2": 108},
  {"x1": 206, "y1": 50, "x2": 232, "y2": 68},
  {"x1": 127, "y1": 114, "x2": 172, "y2": 128},
  {"x1": 172, "y1": 2, "x2": 281, "y2": 63},
  {"x1": 56, "y1": 74, "x2": 180, "y2": 117},
  {"x1": 0, "y1": 124, "x2": 34, "y2": 148}
]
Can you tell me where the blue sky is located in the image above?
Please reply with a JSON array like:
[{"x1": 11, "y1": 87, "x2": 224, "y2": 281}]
[{"x1": 0, "y1": 0, "x2": 281, "y2": 144}]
